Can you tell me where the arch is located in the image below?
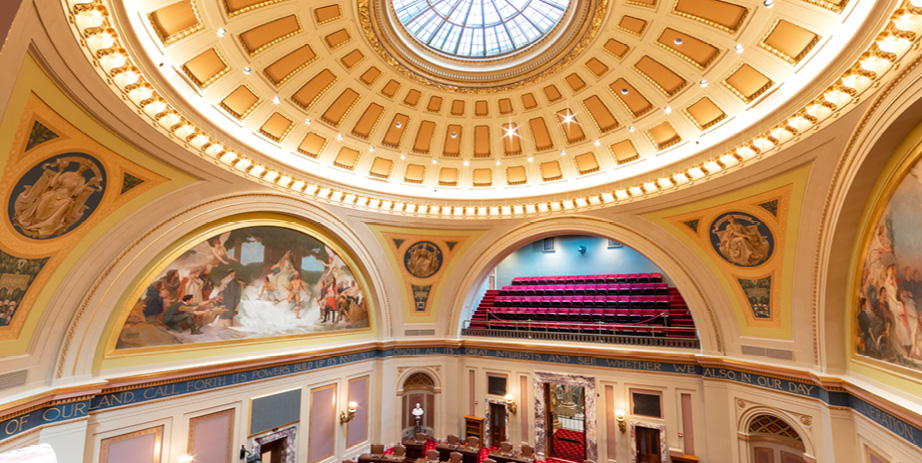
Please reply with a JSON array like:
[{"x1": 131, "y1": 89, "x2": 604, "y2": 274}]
[
  {"x1": 817, "y1": 53, "x2": 922, "y2": 375},
  {"x1": 397, "y1": 368, "x2": 441, "y2": 438},
  {"x1": 737, "y1": 406, "x2": 815, "y2": 463},
  {"x1": 442, "y1": 215, "x2": 730, "y2": 354},
  {"x1": 52, "y1": 193, "x2": 393, "y2": 382}
]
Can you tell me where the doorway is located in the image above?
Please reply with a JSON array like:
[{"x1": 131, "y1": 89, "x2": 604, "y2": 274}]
[
  {"x1": 260, "y1": 438, "x2": 284, "y2": 463},
  {"x1": 635, "y1": 427, "x2": 660, "y2": 463},
  {"x1": 490, "y1": 402, "x2": 507, "y2": 447},
  {"x1": 544, "y1": 384, "x2": 585, "y2": 462}
]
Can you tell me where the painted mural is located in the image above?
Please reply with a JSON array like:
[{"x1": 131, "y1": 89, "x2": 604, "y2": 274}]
[
  {"x1": 7, "y1": 152, "x2": 106, "y2": 239},
  {"x1": 709, "y1": 212, "x2": 774, "y2": 267},
  {"x1": 115, "y1": 226, "x2": 369, "y2": 349},
  {"x1": 856, "y1": 162, "x2": 922, "y2": 370},
  {"x1": 0, "y1": 250, "x2": 48, "y2": 327}
]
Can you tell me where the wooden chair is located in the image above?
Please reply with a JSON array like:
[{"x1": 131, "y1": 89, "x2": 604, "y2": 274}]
[
  {"x1": 465, "y1": 436, "x2": 480, "y2": 448},
  {"x1": 520, "y1": 444, "x2": 535, "y2": 459},
  {"x1": 371, "y1": 444, "x2": 385, "y2": 455},
  {"x1": 427, "y1": 450, "x2": 440, "y2": 461},
  {"x1": 449, "y1": 452, "x2": 463, "y2": 463},
  {"x1": 393, "y1": 445, "x2": 407, "y2": 457},
  {"x1": 416, "y1": 432, "x2": 428, "y2": 442},
  {"x1": 446, "y1": 435, "x2": 460, "y2": 446},
  {"x1": 500, "y1": 442, "x2": 513, "y2": 454}
]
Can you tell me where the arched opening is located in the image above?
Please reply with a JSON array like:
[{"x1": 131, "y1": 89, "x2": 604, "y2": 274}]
[
  {"x1": 401, "y1": 372, "x2": 437, "y2": 438},
  {"x1": 461, "y1": 235, "x2": 697, "y2": 347},
  {"x1": 742, "y1": 414, "x2": 810, "y2": 463}
]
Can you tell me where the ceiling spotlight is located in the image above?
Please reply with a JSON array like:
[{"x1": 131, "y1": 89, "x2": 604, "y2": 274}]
[
  {"x1": 503, "y1": 126, "x2": 518, "y2": 138},
  {"x1": 628, "y1": 126, "x2": 636, "y2": 132},
  {"x1": 561, "y1": 112, "x2": 575, "y2": 124},
  {"x1": 560, "y1": 150, "x2": 567, "y2": 156},
  {"x1": 243, "y1": 67, "x2": 252, "y2": 74},
  {"x1": 451, "y1": 132, "x2": 458, "y2": 138},
  {"x1": 594, "y1": 140, "x2": 601, "y2": 146},
  {"x1": 337, "y1": 133, "x2": 343, "y2": 140},
  {"x1": 396, "y1": 122, "x2": 402, "y2": 128},
  {"x1": 674, "y1": 38, "x2": 683, "y2": 45},
  {"x1": 495, "y1": 160, "x2": 501, "y2": 165},
  {"x1": 763, "y1": 0, "x2": 774, "y2": 6},
  {"x1": 431, "y1": 159, "x2": 438, "y2": 164},
  {"x1": 400, "y1": 154, "x2": 406, "y2": 159},
  {"x1": 664, "y1": 106, "x2": 672, "y2": 114},
  {"x1": 272, "y1": 96, "x2": 280, "y2": 104},
  {"x1": 620, "y1": 88, "x2": 629, "y2": 95},
  {"x1": 527, "y1": 157, "x2": 534, "y2": 162},
  {"x1": 735, "y1": 44, "x2": 744, "y2": 53},
  {"x1": 699, "y1": 80, "x2": 708, "y2": 87},
  {"x1": 463, "y1": 160, "x2": 470, "y2": 166},
  {"x1": 369, "y1": 146, "x2": 375, "y2": 152},
  {"x1": 217, "y1": 28, "x2": 227, "y2": 37},
  {"x1": 305, "y1": 118, "x2": 312, "y2": 124}
]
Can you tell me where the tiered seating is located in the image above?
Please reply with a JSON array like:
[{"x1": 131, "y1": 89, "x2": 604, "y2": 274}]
[{"x1": 467, "y1": 273, "x2": 695, "y2": 338}]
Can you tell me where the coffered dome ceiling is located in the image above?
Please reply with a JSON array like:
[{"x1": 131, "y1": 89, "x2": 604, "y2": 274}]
[{"x1": 66, "y1": 0, "x2": 919, "y2": 215}]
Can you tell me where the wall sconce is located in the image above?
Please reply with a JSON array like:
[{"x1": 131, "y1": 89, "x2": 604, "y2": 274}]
[
  {"x1": 239, "y1": 445, "x2": 261, "y2": 463},
  {"x1": 178, "y1": 455, "x2": 194, "y2": 463},
  {"x1": 504, "y1": 394, "x2": 517, "y2": 414},
  {"x1": 614, "y1": 409, "x2": 626, "y2": 432},
  {"x1": 340, "y1": 401, "x2": 358, "y2": 424}
]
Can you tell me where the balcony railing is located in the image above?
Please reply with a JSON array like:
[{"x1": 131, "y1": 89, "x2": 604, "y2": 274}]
[{"x1": 461, "y1": 318, "x2": 699, "y2": 349}]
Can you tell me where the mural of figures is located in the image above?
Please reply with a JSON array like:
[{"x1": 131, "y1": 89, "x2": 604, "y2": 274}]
[
  {"x1": 116, "y1": 226, "x2": 369, "y2": 349},
  {"x1": 709, "y1": 212, "x2": 774, "y2": 267},
  {"x1": 7, "y1": 153, "x2": 106, "y2": 239},
  {"x1": 856, "y1": 161, "x2": 922, "y2": 370},
  {"x1": 0, "y1": 251, "x2": 49, "y2": 326}
]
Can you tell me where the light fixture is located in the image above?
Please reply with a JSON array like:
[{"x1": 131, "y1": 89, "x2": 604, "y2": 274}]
[
  {"x1": 664, "y1": 106, "x2": 672, "y2": 114},
  {"x1": 763, "y1": 0, "x2": 774, "y2": 6},
  {"x1": 240, "y1": 445, "x2": 261, "y2": 463},
  {"x1": 620, "y1": 88, "x2": 628, "y2": 95},
  {"x1": 615, "y1": 410, "x2": 626, "y2": 432},
  {"x1": 450, "y1": 132, "x2": 457, "y2": 138},
  {"x1": 561, "y1": 112, "x2": 575, "y2": 125},
  {"x1": 504, "y1": 394, "x2": 517, "y2": 414},
  {"x1": 735, "y1": 44, "x2": 744, "y2": 53},
  {"x1": 400, "y1": 154, "x2": 406, "y2": 160},
  {"x1": 577, "y1": 246, "x2": 587, "y2": 255},
  {"x1": 594, "y1": 140, "x2": 601, "y2": 146},
  {"x1": 217, "y1": 28, "x2": 227, "y2": 37},
  {"x1": 272, "y1": 96, "x2": 280, "y2": 104},
  {"x1": 243, "y1": 67, "x2": 252, "y2": 74},
  {"x1": 495, "y1": 160, "x2": 501, "y2": 165},
  {"x1": 305, "y1": 118, "x2": 312, "y2": 124},
  {"x1": 396, "y1": 122, "x2": 402, "y2": 128},
  {"x1": 628, "y1": 126, "x2": 635, "y2": 132},
  {"x1": 336, "y1": 133, "x2": 343, "y2": 140},
  {"x1": 432, "y1": 159, "x2": 438, "y2": 164},
  {"x1": 503, "y1": 126, "x2": 518, "y2": 138},
  {"x1": 699, "y1": 80, "x2": 708, "y2": 88},
  {"x1": 463, "y1": 160, "x2": 470, "y2": 166},
  {"x1": 178, "y1": 455, "x2": 194, "y2": 463},
  {"x1": 340, "y1": 401, "x2": 358, "y2": 424},
  {"x1": 527, "y1": 157, "x2": 533, "y2": 162},
  {"x1": 369, "y1": 146, "x2": 375, "y2": 152},
  {"x1": 560, "y1": 150, "x2": 566, "y2": 156},
  {"x1": 673, "y1": 38, "x2": 683, "y2": 45}
]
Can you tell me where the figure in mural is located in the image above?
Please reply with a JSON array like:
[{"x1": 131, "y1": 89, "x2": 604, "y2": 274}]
[
  {"x1": 0, "y1": 251, "x2": 49, "y2": 327},
  {"x1": 856, "y1": 161, "x2": 922, "y2": 370},
  {"x1": 710, "y1": 213, "x2": 773, "y2": 267},
  {"x1": 115, "y1": 226, "x2": 369, "y2": 349},
  {"x1": 10, "y1": 155, "x2": 105, "y2": 239}
]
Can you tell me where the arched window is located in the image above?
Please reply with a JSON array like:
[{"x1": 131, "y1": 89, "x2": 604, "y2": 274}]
[{"x1": 745, "y1": 414, "x2": 807, "y2": 463}]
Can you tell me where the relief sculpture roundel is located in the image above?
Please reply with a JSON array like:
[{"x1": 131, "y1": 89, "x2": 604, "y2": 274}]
[
  {"x1": 7, "y1": 153, "x2": 106, "y2": 239},
  {"x1": 403, "y1": 241, "x2": 443, "y2": 278},
  {"x1": 708, "y1": 212, "x2": 774, "y2": 267}
]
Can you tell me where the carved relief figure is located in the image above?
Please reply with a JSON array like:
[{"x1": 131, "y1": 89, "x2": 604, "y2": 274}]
[
  {"x1": 10, "y1": 155, "x2": 105, "y2": 239},
  {"x1": 710, "y1": 213, "x2": 774, "y2": 267}
]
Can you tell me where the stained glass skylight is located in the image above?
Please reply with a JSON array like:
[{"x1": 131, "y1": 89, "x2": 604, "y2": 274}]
[{"x1": 392, "y1": 0, "x2": 570, "y2": 58}]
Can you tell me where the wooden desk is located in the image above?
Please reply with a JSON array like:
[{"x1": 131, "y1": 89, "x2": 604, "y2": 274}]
[
  {"x1": 404, "y1": 441, "x2": 426, "y2": 460},
  {"x1": 488, "y1": 452, "x2": 533, "y2": 463},
  {"x1": 457, "y1": 446, "x2": 480, "y2": 463},
  {"x1": 435, "y1": 444, "x2": 460, "y2": 462}
]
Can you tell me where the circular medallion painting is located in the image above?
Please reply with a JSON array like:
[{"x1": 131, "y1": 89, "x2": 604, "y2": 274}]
[
  {"x1": 7, "y1": 153, "x2": 106, "y2": 240},
  {"x1": 404, "y1": 241, "x2": 443, "y2": 278},
  {"x1": 708, "y1": 212, "x2": 774, "y2": 267}
]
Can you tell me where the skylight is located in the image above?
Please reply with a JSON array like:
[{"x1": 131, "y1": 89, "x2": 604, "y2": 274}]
[{"x1": 392, "y1": 0, "x2": 570, "y2": 58}]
